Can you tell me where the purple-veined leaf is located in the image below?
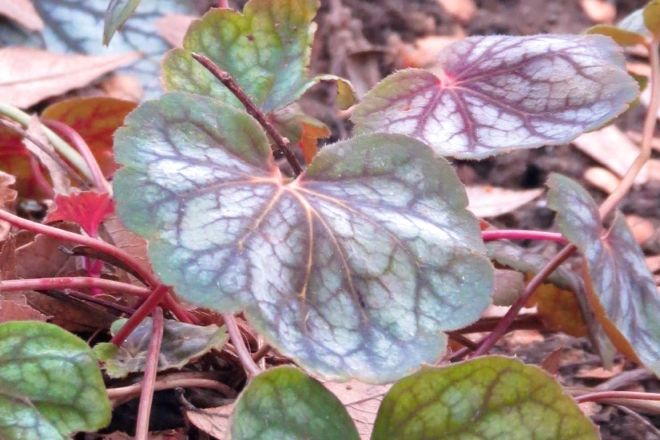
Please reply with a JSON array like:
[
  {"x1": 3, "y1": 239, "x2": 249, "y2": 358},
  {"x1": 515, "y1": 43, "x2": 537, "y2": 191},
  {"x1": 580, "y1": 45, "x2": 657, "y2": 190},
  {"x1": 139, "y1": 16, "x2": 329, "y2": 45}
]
[
  {"x1": 230, "y1": 367, "x2": 360, "y2": 440},
  {"x1": 0, "y1": 0, "x2": 212, "y2": 97},
  {"x1": 351, "y1": 35, "x2": 638, "y2": 159},
  {"x1": 547, "y1": 173, "x2": 660, "y2": 376},
  {"x1": 371, "y1": 356, "x2": 598, "y2": 440},
  {"x1": 162, "y1": 0, "x2": 355, "y2": 112},
  {"x1": 113, "y1": 93, "x2": 493, "y2": 383}
]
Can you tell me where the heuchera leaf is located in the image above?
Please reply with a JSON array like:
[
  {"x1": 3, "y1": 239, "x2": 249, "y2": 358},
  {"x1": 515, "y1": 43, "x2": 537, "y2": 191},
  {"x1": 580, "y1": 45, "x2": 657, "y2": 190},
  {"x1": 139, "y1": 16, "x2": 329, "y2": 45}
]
[
  {"x1": 113, "y1": 93, "x2": 493, "y2": 382},
  {"x1": 94, "y1": 317, "x2": 227, "y2": 378},
  {"x1": 45, "y1": 191, "x2": 114, "y2": 236},
  {"x1": 163, "y1": 0, "x2": 355, "y2": 112},
  {"x1": 0, "y1": 321, "x2": 111, "y2": 439},
  {"x1": 103, "y1": 0, "x2": 141, "y2": 45},
  {"x1": 372, "y1": 356, "x2": 598, "y2": 440},
  {"x1": 230, "y1": 367, "x2": 359, "y2": 440},
  {"x1": 9, "y1": 0, "x2": 213, "y2": 97},
  {"x1": 547, "y1": 173, "x2": 660, "y2": 376},
  {"x1": 41, "y1": 97, "x2": 137, "y2": 178},
  {"x1": 351, "y1": 35, "x2": 638, "y2": 159}
]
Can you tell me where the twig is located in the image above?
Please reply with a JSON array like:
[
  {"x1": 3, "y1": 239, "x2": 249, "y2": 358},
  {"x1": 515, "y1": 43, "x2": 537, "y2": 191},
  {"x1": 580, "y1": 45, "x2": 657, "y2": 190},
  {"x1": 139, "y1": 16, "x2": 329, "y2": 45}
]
[
  {"x1": 135, "y1": 307, "x2": 164, "y2": 440},
  {"x1": 481, "y1": 229, "x2": 567, "y2": 244},
  {"x1": 223, "y1": 314, "x2": 261, "y2": 378},
  {"x1": 190, "y1": 53, "x2": 304, "y2": 176},
  {"x1": 0, "y1": 118, "x2": 89, "y2": 188},
  {"x1": 252, "y1": 343, "x2": 271, "y2": 363},
  {"x1": 112, "y1": 285, "x2": 168, "y2": 346},
  {"x1": 0, "y1": 103, "x2": 93, "y2": 181},
  {"x1": 575, "y1": 391, "x2": 660, "y2": 404},
  {"x1": 448, "y1": 333, "x2": 478, "y2": 351},
  {"x1": 470, "y1": 245, "x2": 576, "y2": 357},
  {"x1": 613, "y1": 404, "x2": 660, "y2": 437},
  {"x1": 56, "y1": 289, "x2": 136, "y2": 315},
  {"x1": 0, "y1": 277, "x2": 149, "y2": 297},
  {"x1": 594, "y1": 368, "x2": 655, "y2": 391},
  {"x1": 599, "y1": 40, "x2": 660, "y2": 218},
  {"x1": 43, "y1": 119, "x2": 112, "y2": 194},
  {"x1": 0, "y1": 209, "x2": 194, "y2": 324},
  {"x1": 108, "y1": 376, "x2": 236, "y2": 407}
]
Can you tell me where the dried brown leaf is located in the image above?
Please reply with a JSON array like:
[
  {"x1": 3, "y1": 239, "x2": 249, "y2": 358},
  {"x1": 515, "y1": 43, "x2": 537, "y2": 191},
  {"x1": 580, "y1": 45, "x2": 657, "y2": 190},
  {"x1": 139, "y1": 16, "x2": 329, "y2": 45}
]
[
  {"x1": 155, "y1": 14, "x2": 196, "y2": 47},
  {"x1": 323, "y1": 380, "x2": 391, "y2": 440},
  {"x1": 584, "y1": 166, "x2": 620, "y2": 194},
  {"x1": 186, "y1": 404, "x2": 233, "y2": 439},
  {"x1": 466, "y1": 185, "x2": 543, "y2": 218},
  {"x1": 0, "y1": 0, "x2": 43, "y2": 31},
  {"x1": 580, "y1": 0, "x2": 616, "y2": 23},
  {"x1": 573, "y1": 125, "x2": 649, "y2": 183},
  {"x1": 100, "y1": 74, "x2": 144, "y2": 101},
  {"x1": 436, "y1": 0, "x2": 476, "y2": 23},
  {"x1": 0, "y1": 48, "x2": 140, "y2": 108},
  {"x1": 0, "y1": 171, "x2": 17, "y2": 240}
]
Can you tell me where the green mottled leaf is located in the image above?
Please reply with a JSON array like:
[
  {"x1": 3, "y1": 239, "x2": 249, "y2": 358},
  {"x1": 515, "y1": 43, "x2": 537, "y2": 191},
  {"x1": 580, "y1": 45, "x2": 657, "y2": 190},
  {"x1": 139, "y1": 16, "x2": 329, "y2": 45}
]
[
  {"x1": 586, "y1": 24, "x2": 647, "y2": 46},
  {"x1": 2, "y1": 0, "x2": 212, "y2": 96},
  {"x1": 372, "y1": 356, "x2": 598, "y2": 440},
  {"x1": 547, "y1": 173, "x2": 660, "y2": 376},
  {"x1": 113, "y1": 92, "x2": 493, "y2": 382},
  {"x1": 0, "y1": 321, "x2": 111, "y2": 439},
  {"x1": 103, "y1": 0, "x2": 141, "y2": 45},
  {"x1": 230, "y1": 367, "x2": 359, "y2": 440},
  {"x1": 94, "y1": 318, "x2": 227, "y2": 378},
  {"x1": 351, "y1": 35, "x2": 638, "y2": 159},
  {"x1": 644, "y1": 0, "x2": 660, "y2": 38},
  {"x1": 163, "y1": 0, "x2": 355, "y2": 111}
]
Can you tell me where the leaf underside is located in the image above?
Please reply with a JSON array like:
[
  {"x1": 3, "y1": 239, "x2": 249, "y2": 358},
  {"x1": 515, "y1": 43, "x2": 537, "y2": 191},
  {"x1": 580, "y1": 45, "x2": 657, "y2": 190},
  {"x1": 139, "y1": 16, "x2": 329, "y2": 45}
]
[
  {"x1": 0, "y1": 321, "x2": 110, "y2": 439},
  {"x1": 162, "y1": 0, "x2": 354, "y2": 111},
  {"x1": 372, "y1": 356, "x2": 598, "y2": 440},
  {"x1": 351, "y1": 35, "x2": 638, "y2": 159},
  {"x1": 547, "y1": 174, "x2": 660, "y2": 376},
  {"x1": 230, "y1": 367, "x2": 359, "y2": 440},
  {"x1": 113, "y1": 92, "x2": 493, "y2": 383},
  {"x1": 95, "y1": 318, "x2": 227, "y2": 378}
]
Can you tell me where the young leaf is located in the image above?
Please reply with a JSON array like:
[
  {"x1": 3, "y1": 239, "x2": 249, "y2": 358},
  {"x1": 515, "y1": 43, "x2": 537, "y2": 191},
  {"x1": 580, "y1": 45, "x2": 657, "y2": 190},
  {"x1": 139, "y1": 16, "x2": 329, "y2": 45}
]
[
  {"x1": 103, "y1": 0, "x2": 141, "y2": 45},
  {"x1": 42, "y1": 97, "x2": 137, "y2": 177},
  {"x1": 351, "y1": 35, "x2": 638, "y2": 159},
  {"x1": 94, "y1": 317, "x2": 227, "y2": 378},
  {"x1": 163, "y1": 0, "x2": 355, "y2": 111},
  {"x1": 372, "y1": 356, "x2": 598, "y2": 440},
  {"x1": 585, "y1": 24, "x2": 647, "y2": 46},
  {"x1": 46, "y1": 191, "x2": 114, "y2": 236},
  {"x1": 0, "y1": 47, "x2": 140, "y2": 108},
  {"x1": 230, "y1": 367, "x2": 359, "y2": 440},
  {"x1": 547, "y1": 173, "x2": 660, "y2": 376},
  {"x1": 0, "y1": 321, "x2": 111, "y2": 439},
  {"x1": 113, "y1": 93, "x2": 493, "y2": 382}
]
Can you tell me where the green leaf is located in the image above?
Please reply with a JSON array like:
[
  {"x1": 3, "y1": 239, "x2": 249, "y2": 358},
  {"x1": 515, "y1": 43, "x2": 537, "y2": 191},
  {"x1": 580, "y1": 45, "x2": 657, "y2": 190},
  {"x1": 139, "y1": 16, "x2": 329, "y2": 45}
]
[
  {"x1": 372, "y1": 356, "x2": 598, "y2": 440},
  {"x1": 103, "y1": 0, "x2": 141, "y2": 45},
  {"x1": 0, "y1": 321, "x2": 111, "y2": 439},
  {"x1": 162, "y1": 0, "x2": 355, "y2": 112},
  {"x1": 113, "y1": 92, "x2": 493, "y2": 382},
  {"x1": 547, "y1": 173, "x2": 660, "y2": 376},
  {"x1": 585, "y1": 24, "x2": 647, "y2": 46},
  {"x1": 644, "y1": 0, "x2": 660, "y2": 38},
  {"x1": 95, "y1": 318, "x2": 227, "y2": 378},
  {"x1": 351, "y1": 35, "x2": 638, "y2": 159},
  {"x1": 230, "y1": 367, "x2": 359, "y2": 440}
]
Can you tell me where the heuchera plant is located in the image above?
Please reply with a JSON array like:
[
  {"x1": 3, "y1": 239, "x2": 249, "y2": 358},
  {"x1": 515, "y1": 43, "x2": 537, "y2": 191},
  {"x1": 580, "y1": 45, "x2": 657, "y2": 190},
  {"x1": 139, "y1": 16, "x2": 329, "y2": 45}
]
[{"x1": 0, "y1": 0, "x2": 659, "y2": 438}]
